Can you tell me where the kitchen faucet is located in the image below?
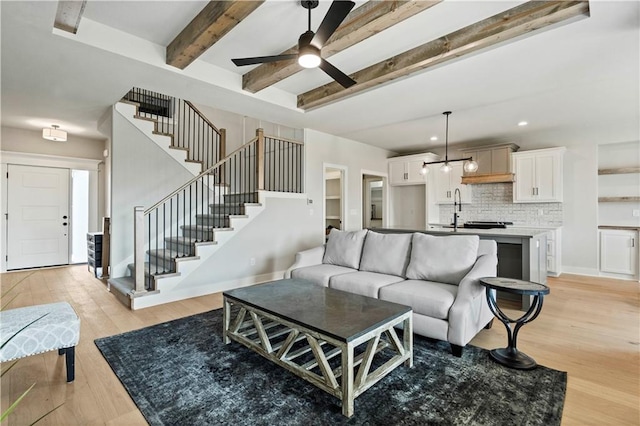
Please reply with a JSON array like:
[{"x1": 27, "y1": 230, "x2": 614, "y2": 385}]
[{"x1": 453, "y1": 188, "x2": 462, "y2": 231}]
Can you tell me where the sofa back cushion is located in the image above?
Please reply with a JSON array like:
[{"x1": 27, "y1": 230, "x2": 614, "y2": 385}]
[
  {"x1": 359, "y1": 231, "x2": 412, "y2": 277},
  {"x1": 405, "y1": 233, "x2": 480, "y2": 285},
  {"x1": 323, "y1": 229, "x2": 368, "y2": 269}
]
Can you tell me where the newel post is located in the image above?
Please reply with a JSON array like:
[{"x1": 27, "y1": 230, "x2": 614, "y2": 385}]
[
  {"x1": 133, "y1": 206, "x2": 147, "y2": 294},
  {"x1": 256, "y1": 128, "x2": 265, "y2": 191}
]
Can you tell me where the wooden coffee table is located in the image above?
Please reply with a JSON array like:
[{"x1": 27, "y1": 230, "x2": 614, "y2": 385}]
[{"x1": 223, "y1": 278, "x2": 413, "y2": 417}]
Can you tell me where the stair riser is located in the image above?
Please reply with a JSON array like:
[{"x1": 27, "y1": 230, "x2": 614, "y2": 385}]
[
  {"x1": 147, "y1": 256, "x2": 176, "y2": 273},
  {"x1": 224, "y1": 193, "x2": 258, "y2": 204},
  {"x1": 195, "y1": 216, "x2": 229, "y2": 227},
  {"x1": 181, "y1": 228, "x2": 215, "y2": 241},
  {"x1": 164, "y1": 240, "x2": 196, "y2": 256},
  {"x1": 209, "y1": 205, "x2": 244, "y2": 215}
]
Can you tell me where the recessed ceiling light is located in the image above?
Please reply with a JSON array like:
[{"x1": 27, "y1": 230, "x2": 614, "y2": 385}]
[
  {"x1": 518, "y1": 121, "x2": 528, "y2": 127},
  {"x1": 430, "y1": 136, "x2": 438, "y2": 141}
]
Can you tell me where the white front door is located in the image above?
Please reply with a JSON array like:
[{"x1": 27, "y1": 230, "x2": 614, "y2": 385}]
[{"x1": 7, "y1": 165, "x2": 70, "y2": 269}]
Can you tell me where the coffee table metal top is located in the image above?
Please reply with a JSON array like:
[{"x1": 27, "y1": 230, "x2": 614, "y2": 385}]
[
  {"x1": 479, "y1": 277, "x2": 550, "y2": 295},
  {"x1": 223, "y1": 278, "x2": 411, "y2": 343}
]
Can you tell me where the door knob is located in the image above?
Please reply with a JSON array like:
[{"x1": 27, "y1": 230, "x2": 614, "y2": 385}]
[
  {"x1": 63, "y1": 222, "x2": 68, "y2": 226},
  {"x1": 63, "y1": 215, "x2": 68, "y2": 219}
]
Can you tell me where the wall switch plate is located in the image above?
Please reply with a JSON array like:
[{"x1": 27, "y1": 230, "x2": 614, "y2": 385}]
[
  {"x1": 307, "y1": 198, "x2": 313, "y2": 204},
  {"x1": 309, "y1": 209, "x2": 313, "y2": 216},
  {"x1": 250, "y1": 257, "x2": 256, "y2": 266},
  {"x1": 633, "y1": 209, "x2": 640, "y2": 217}
]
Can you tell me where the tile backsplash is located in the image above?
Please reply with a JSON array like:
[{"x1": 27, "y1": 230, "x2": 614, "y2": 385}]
[{"x1": 439, "y1": 183, "x2": 563, "y2": 227}]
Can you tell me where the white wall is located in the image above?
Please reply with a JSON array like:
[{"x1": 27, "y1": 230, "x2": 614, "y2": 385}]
[
  {"x1": 305, "y1": 129, "x2": 395, "y2": 241},
  {"x1": 176, "y1": 196, "x2": 316, "y2": 290},
  {"x1": 192, "y1": 103, "x2": 304, "y2": 153},
  {"x1": 110, "y1": 107, "x2": 195, "y2": 277},
  {"x1": 1, "y1": 126, "x2": 105, "y2": 160}
]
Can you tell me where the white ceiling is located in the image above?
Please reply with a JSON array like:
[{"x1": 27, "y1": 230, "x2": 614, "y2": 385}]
[{"x1": 1, "y1": 1, "x2": 638, "y2": 154}]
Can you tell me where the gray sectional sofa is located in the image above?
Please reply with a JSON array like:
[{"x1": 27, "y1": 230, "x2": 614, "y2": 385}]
[{"x1": 284, "y1": 229, "x2": 497, "y2": 356}]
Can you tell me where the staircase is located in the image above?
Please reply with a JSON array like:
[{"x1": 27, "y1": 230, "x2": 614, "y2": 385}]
[{"x1": 107, "y1": 88, "x2": 304, "y2": 309}]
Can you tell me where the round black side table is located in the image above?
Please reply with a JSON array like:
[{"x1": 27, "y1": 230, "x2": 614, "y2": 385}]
[{"x1": 479, "y1": 277, "x2": 550, "y2": 370}]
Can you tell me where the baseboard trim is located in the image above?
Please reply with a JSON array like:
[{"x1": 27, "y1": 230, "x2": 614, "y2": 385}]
[{"x1": 131, "y1": 270, "x2": 287, "y2": 310}]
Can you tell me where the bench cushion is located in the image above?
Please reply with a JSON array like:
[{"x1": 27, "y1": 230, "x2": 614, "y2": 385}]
[
  {"x1": 0, "y1": 302, "x2": 80, "y2": 362},
  {"x1": 406, "y1": 234, "x2": 479, "y2": 285},
  {"x1": 291, "y1": 264, "x2": 356, "y2": 287},
  {"x1": 329, "y1": 271, "x2": 405, "y2": 299},
  {"x1": 380, "y1": 280, "x2": 458, "y2": 320},
  {"x1": 359, "y1": 231, "x2": 412, "y2": 278},
  {"x1": 323, "y1": 229, "x2": 368, "y2": 269}
]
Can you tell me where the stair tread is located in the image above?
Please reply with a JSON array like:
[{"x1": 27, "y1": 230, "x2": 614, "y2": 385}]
[
  {"x1": 133, "y1": 114, "x2": 157, "y2": 123},
  {"x1": 127, "y1": 262, "x2": 175, "y2": 275},
  {"x1": 147, "y1": 249, "x2": 199, "y2": 261},
  {"x1": 108, "y1": 277, "x2": 134, "y2": 294},
  {"x1": 181, "y1": 224, "x2": 233, "y2": 232}
]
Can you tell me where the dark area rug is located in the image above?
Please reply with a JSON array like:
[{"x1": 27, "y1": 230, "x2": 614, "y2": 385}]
[{"x1": 95, "y1": 309, "x2": 566, "y2": 426}]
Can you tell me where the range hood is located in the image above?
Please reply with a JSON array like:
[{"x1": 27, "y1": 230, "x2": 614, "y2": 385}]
[
  {"x1": 459, "y1": 143, "x2": 519, "y2": 184},
  {"x1": 461, "y1": 173, "x2": 514, "y2": 184}
]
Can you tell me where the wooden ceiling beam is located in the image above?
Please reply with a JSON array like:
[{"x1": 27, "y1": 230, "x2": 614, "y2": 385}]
[
  {"x1": 297, "y1": 1, "x2": 590, "y2": 111},
  {"x1": 242, "y1": 0, "x2": 442, "y2": 94},
  {"x1": 54, "y1": 1, "x2": 87, "y2": 34},
  {"x1": 167, "y1": 1, "x2": 265, "y2": 70}
]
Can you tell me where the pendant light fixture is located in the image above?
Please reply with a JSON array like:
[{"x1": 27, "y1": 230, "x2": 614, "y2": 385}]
[
  {"x1": 42, "y1": 124, "x2": 67, "y2": 142},
  {"x1": 420, "y1": 111, "x2": 478, "y2": 174}
]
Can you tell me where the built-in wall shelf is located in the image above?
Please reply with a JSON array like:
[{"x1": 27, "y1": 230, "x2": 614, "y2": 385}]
[
  {"x1": 326, "y1": 215, "x2": 341, "y2": 220},
  {"x1": 598, "y1": 167, "x2": 640, "y2": 175},
  {"x1": 598, "y1": 196, "x2": 640, "y2": 202},
  {"x1": 325, "y1": 195, "x2": 340, "y2": 200}
]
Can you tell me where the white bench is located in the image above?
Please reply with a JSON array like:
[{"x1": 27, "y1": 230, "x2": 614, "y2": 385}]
[{"x1": 0, "y1": 302, "x2": 80, "y2": 382}]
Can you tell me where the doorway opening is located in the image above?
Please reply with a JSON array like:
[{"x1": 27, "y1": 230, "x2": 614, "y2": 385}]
[
  {"x1": 362, "y1": 173, "x2": 387, "y2": 229},
  {"x1": 324, "y1": 165, "x2": 346, "y2": 237}
]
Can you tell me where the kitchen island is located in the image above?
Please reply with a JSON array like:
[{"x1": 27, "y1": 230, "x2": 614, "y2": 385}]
[{"x1": 371, "y1": 226, "x2": 549, "y2": 310}]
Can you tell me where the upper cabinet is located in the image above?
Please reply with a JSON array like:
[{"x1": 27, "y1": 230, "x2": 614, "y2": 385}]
[
  {"x1": 433, "y1": 162, "x2": 471, "y2": 204},
  {"x1": 461, "y1": 143, "x2": 519, "y2": 184},
  {"x1": 388, "y1": 152, "x2": 438, "y2": 186},
  {"x1": 512, "y1": 147, "x2": 565, "y2": 203}
]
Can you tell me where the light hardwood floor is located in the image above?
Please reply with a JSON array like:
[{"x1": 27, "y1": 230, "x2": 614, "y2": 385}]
[{"x1": 1, "y1": 266, "x2": 638, "y2": 425}]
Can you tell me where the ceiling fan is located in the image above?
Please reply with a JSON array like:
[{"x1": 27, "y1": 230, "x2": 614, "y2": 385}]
[{"x1": 232, "y1": 0, "x2": 357, "y2": 89}]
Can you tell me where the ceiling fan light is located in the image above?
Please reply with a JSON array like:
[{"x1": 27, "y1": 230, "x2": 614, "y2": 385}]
[
  {"x1": 463, "y1": 159, "x2": 479, "y2": 173},
  {"x1": 298, "y1": 52, "x2": 321, "y2": 68},
  {"x1": 42, "y1": 125, "x2": 67, "y2": 142}
]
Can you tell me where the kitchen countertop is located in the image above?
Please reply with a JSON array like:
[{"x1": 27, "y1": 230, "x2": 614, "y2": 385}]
[{"x1": 371, "y1": 225, "x2": 549, "y2": 238}]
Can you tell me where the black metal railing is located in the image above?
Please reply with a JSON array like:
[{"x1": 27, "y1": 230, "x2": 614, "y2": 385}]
[
  {"x1": 133, "y1": 129, "x2": 304, "y2": 291},
  {"x1": 123, "y1": 87, "x2": 225, "y2": 171},
  {"x1": 264, "y1": 135, "x2": 304, "y2": 193}
]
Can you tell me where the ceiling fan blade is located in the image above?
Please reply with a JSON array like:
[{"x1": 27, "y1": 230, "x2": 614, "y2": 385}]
[
  {"x1": 311, "y1": 0, "x2": 355, "y2": 48},
  {"x1": 232, "y1": 53, "x2": 297, "y2": 67},
  {"x1": 319, "y1": 58, "x2": 356, "y2": 89}
]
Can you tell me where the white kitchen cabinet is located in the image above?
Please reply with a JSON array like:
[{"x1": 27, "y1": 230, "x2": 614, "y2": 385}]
[
  {"x1": 388, "y1": 152, "x2": 439, "y2": 186},
  {"x1": 512, "y1": 147, "x2": 565, "y2": 203},
  {"x1": 433, "y1": 162, "x2": 471, "y2": 204},
  {"x1": 546, "y1": 228, "x2": 562, "y2": 277},
  {"x1": 599, "y1": 229, "x2": 638, "y2": 277}
]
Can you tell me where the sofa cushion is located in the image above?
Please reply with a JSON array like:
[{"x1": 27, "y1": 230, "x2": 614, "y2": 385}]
[
  {"x1": 329, "y1": 271, "x2": 406, "y2": 299},
  {"x1": 405, "y1": 233, "x2": 479, "y2": 285},
  {"x1": 379, "y1": 280, "x2": 458, "y2": 320},
  {"x1": 322, "y1": 229, "x2": 368, "y2": 269},
  {"x1": 359, "y1": 231, "x2": 412, "y2": 277},
  {"x1": 291, "y1": 264, "x2": 355, "y2": 287}
]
